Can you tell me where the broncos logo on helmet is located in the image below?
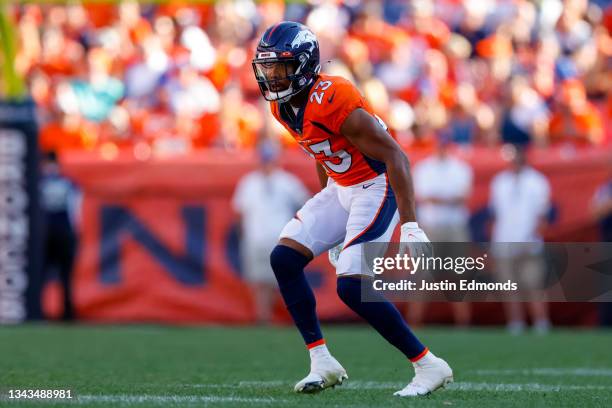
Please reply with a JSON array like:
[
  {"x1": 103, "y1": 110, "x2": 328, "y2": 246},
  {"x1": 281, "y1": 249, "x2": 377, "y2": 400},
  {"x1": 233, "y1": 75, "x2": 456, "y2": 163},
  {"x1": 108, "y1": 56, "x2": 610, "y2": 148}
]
[
  {"x1": 291, "y1": 30, "x2": 317, "y2": 51},
  {"x1": 252, "y1": 21, "x2": 321, "y2": 103}
]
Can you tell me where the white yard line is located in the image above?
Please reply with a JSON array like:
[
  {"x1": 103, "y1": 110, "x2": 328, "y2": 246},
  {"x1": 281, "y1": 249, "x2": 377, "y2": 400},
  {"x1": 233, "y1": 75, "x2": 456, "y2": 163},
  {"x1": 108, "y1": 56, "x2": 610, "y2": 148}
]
[
  {"x1": 76, "y1": 395, "x2": 287, "y2": 405},
  {"x1": 0, "y1": 395, "x2": 288, "y2": 406},
  {"x1": 471, "y1": 368, "x2": 612, "y2": 377},
  {"x1": 238, "y1": 380, "x2": 286, "y2": 387},
  {"x1": 195, "y1": 380, "x2": 612, "y2": 392},
  {"x1": 447, "y1": 382, "x2": 612, "y2": 392}
]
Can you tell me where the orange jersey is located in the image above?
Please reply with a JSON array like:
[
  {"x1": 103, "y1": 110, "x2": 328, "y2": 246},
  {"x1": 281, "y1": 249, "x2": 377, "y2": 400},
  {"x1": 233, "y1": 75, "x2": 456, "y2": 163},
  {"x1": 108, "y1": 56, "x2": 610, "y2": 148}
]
[
  {"x1": 548, "y1": 104, "x2": 604, "y2": 146},
  {"x1": 270, "y1": 74, "x2": 386, "y2": 186}
]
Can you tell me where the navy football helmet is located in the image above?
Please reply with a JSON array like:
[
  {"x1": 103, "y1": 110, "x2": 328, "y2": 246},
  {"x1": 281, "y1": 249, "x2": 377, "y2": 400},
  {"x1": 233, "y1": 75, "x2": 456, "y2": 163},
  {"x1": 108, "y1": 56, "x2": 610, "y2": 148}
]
[{"x1": 252, "y1": 21, "x2": 320, "y2": 103}]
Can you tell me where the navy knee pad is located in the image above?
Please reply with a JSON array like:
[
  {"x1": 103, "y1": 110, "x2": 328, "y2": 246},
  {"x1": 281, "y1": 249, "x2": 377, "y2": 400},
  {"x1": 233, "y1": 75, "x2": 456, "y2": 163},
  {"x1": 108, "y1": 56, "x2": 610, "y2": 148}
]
[
  {"x1": 270, "y1": 245, "x2": 310, "y2": 282},
  {"x1": 269, "y1": 245, "x2": 322, "y2": 346}
]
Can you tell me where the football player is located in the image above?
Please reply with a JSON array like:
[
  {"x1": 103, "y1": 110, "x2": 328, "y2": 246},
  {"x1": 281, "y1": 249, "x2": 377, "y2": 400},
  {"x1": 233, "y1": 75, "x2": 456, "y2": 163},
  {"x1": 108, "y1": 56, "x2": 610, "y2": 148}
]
[{"x1": 252, "y1": 21, "x2": 453, "y2": 397}]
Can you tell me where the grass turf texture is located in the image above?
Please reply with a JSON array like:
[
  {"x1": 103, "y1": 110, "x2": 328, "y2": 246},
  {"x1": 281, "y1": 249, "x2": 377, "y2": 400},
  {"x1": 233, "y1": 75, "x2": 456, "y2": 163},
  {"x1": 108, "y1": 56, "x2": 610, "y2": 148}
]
[{"x1": 1, "y1": 325, "x2": 611, "y2": 407}]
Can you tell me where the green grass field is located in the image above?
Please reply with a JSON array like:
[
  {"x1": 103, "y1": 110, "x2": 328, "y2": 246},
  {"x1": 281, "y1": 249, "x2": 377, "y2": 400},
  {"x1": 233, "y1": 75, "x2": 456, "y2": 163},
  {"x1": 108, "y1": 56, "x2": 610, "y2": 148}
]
[{"x1": 1, "y1": 325, "x2": 611, "y2": 407}]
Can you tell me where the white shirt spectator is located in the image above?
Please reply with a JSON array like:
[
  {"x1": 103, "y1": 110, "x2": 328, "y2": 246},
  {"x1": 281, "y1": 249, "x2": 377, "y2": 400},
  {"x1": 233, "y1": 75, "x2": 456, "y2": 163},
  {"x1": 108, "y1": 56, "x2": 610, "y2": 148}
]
[
  {"x1": 414, "y1": 155, "x2": 473, "y2": 228},
  {"x1": 509, "y1": 87, "x2": 549, "y2": 133},
  {"x1": 490, "y1": 166, "x2": 550, "y2": 243},
  {"x1": 232, "y1": 169, "x2": 310, "y2": 244},
  {"x1": 165, "y1": 69, "x2": 220, "y2": 118}
]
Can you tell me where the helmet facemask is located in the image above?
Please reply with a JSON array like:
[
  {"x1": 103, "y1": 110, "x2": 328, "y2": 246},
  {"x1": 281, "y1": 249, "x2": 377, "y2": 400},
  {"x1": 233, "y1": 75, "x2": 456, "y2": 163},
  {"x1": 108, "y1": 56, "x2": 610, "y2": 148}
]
[{"x1": 252, "y1": 51, "x2": 315, "y2": 103}]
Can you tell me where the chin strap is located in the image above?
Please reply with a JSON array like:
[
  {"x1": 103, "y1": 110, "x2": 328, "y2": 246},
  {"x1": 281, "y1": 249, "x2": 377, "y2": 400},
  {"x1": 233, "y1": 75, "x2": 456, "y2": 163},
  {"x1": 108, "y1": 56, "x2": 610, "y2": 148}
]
[{"x1": 266, "y1": 84, "x2": 295, "y2": 102}]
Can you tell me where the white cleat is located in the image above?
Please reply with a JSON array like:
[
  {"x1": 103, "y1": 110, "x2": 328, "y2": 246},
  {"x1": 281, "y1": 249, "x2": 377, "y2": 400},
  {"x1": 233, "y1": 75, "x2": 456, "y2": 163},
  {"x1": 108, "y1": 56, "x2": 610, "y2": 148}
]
[
  {"x1": 294, "y1": 355, "x2": 348, "y2": 394},
  {"x1": 394, "y1": 353, "x2": 453, "y2": 397}
]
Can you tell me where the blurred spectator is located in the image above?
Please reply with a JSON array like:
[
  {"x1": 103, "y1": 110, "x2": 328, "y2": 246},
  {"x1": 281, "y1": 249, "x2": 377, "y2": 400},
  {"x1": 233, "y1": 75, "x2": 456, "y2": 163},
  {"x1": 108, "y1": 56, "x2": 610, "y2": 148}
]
[
  {"x1": 590, "y1": 164, "x2": 612, "y2": 326},
  {"x1": 40, "y1": 152, "x2": 80, "y2": 321},
  {"x1": 408, "y1": 138, "x2": 473, "y2": 326},
  {"x1": 489, "y1": 146, "x2": 552, "y2": 335},
  {"x1": 39, "y1": 110, "x2": 93, "y2": 152},
  {"x1": 219, "y1": 83, "x2": 262, "y2": 149},
  {"x1": 591, "y1": 170, "x2": 612, "y2": 242},
  {"x1": 441, "y1": 83, "x2": 481, "y2": 144},
  {"x1": 61, "y1": 48, "x2": 125, "y2": 123},
  {"x1": 413, "y1": 138, "x2": 473, "y2": 243},
  {"x1": 500, "y1": 76, "x2": 549, "y2": 146},
  {"x1": 548, "y1": 79, "x2": 604, "y2": 146},
  {"x1": 232, "y1": 141, "x2": 309, "y2": 324}
]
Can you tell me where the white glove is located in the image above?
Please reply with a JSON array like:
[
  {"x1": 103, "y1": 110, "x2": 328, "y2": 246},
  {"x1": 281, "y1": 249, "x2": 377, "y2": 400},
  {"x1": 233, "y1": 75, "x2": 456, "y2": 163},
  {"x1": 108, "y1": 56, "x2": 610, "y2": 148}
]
[
  {"x1": 399, "y1": 222, "x2": 433, "y2": 259},
  {"x1": 328, "y1": 243, "x2": 343, "y2": 267}
]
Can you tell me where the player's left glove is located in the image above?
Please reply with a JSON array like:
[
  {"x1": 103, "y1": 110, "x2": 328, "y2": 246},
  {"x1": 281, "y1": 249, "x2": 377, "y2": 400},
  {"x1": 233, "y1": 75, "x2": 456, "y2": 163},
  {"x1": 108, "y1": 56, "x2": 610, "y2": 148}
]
[
  {"x1": 328, "y1": 244, "x2": 343, "y2": 268},
  {"x1": 399, "y1": 222, "x2": 433, "y2": 259}
]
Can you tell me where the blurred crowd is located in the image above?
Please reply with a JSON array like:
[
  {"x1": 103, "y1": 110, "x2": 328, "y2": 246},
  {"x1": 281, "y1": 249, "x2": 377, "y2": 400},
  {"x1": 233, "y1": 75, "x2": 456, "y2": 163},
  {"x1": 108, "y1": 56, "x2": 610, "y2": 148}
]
[{"x1": 10, "y1": 0, "x2": 612, "y2": 157}]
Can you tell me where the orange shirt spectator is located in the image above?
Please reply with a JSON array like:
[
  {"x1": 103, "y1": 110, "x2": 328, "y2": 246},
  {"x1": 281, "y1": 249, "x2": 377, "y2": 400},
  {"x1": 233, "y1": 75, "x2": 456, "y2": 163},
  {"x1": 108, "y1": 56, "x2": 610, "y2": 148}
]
[
  {"x1": 194, "y1": 112, "x2": 221, "y2": 149},
  {"x1": 548, "y1": 80, "x2": 604, "y2": 146},
  {"x1": 402, "y1": 125, "x2": 437, "y2": 155},
  {"x1": 350, "y1": 15, "x2": 406, "y2": 64},
  {"x1": 548, "y1": 106, "x2": 603, "y2": 146},
  {"x1": 84, "y1": 4, "x2": 116, "y2": 28},
  {"x1": 40, "y1": 115, "x2": 92, "y2": 152}
]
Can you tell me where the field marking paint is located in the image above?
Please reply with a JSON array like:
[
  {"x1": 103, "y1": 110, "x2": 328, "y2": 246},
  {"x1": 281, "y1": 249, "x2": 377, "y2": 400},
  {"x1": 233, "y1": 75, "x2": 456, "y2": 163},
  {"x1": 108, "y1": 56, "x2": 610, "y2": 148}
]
[
  {"x1": 0, "y1": 395, "x2": 288, "y2": 406},
  {"x1": 78, "y1": 395, "x2": 287, "y2": 404},
  {"x1": 471, "y1": 368, "x2": 612, "y2": 377},
  {"x1": 239, "y1": 380, "x2": 286, "y2": 387},
  {"x1": 193, "y1": 380, "x2": 612, "y2": 392},
  {"x1": 344, "y1": 381, "x2": 612, "y2": 392},
  {"x1": 447, "y1": 382, "x2": 612, "y2": 392}
]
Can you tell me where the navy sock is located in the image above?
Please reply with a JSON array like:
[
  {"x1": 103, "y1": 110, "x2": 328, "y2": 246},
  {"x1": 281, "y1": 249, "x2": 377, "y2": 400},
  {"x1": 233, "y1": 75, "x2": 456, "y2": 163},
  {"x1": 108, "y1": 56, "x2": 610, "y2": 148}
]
[
  {"x1": 270, "y1": 245, "x2": 323, "y2": 347},
  {"x1": 337, "y1": 276, "x2": 427, "y2": 360}
]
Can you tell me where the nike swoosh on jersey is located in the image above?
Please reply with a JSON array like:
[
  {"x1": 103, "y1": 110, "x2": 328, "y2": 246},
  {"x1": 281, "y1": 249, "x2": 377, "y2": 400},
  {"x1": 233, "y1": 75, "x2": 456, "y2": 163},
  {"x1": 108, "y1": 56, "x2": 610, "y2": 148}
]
[
  {"x1": 362, "y1": 182, "x2": 375, "y2": 189},
  {"x1": 327, "y1": 90, "x2": 336, "y2": 103}
]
